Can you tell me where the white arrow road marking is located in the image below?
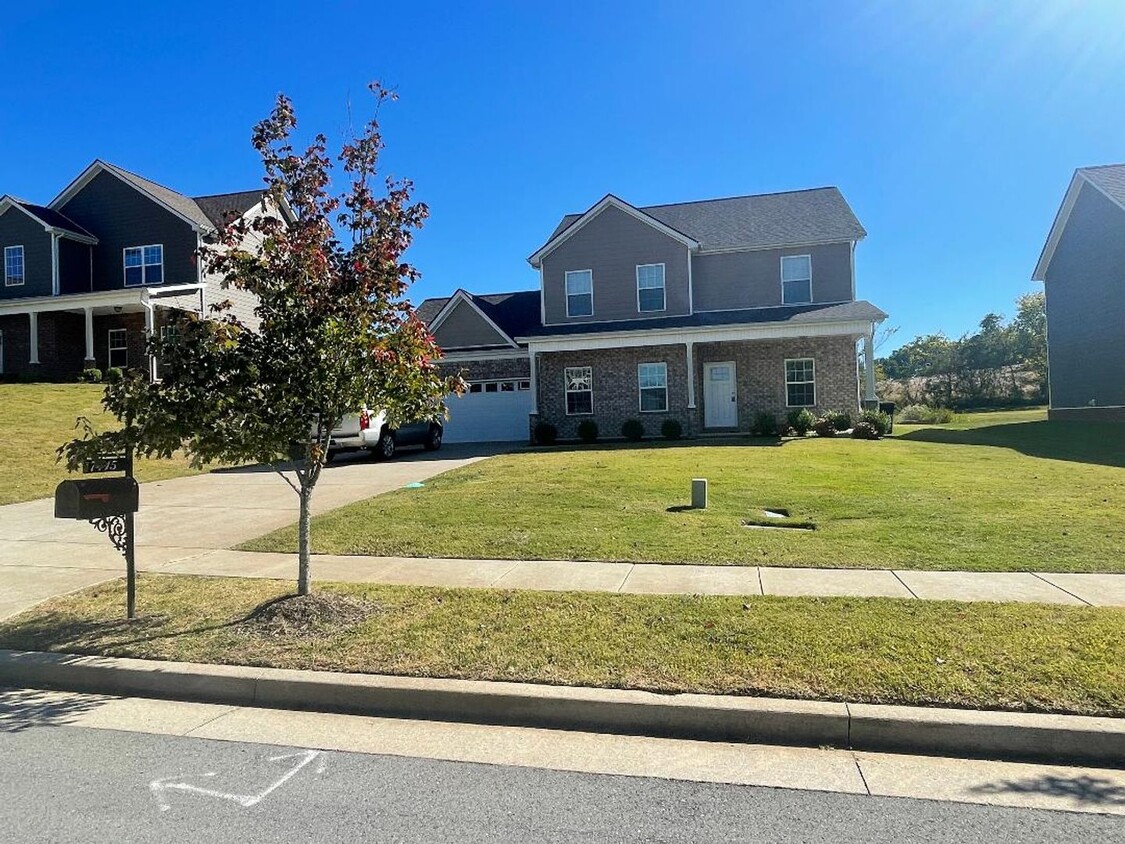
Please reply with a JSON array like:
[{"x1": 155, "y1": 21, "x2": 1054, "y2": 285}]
[{"x1": 150, "y1": 749, "x2": 323, "y2": 811}]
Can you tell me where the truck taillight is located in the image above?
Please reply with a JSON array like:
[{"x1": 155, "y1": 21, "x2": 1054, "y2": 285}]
[{"x1": 359, "y1": 410, "x2": 370, "y2": 431}]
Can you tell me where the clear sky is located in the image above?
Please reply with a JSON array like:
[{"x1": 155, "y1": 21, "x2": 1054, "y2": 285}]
[{"x1": 2, "y1": 1, "x2": 1123, "y2": 351}]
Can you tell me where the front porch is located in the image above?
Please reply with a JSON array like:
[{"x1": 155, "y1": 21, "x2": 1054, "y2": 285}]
[{"x1": 0, "y1": 285, "x2": 203, "y2": 381}]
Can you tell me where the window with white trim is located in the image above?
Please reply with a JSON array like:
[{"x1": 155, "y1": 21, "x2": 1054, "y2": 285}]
[
  {"x1": 108, "y1": 329, "x2": 129, "y2": 369},
  {"x1": 565, "y1": 366, "x2": 593, "y2": 415},
  {"x1": 781, "y1": 255, "x2": 812, "y2": 304},
  {"x1": 124, "y1": 244, "x2": 164, "y2": 287},
  {"x1": 565, "y1": 270, "x2": 593, "y2": 317},
  {"x1": 785, "y1": 358, "x2": 815, "y2": 407},
  {"x1": 636, "y1": 263, "x2": 665, "y2": 312},
  {"x1": 4, "y1": 245, "x2": 24, "y2": 286},
  {"x1": 638, "y1": 362, "x2": 668, "y2": 412}
]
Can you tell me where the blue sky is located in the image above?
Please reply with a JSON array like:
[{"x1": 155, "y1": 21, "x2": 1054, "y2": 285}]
[{"x1": 2, "y1": 1, "x2": 1123, "y2": 351}]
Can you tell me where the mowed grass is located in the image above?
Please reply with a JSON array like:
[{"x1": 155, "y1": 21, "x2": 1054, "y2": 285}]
[
  {"x1": 0, "y1": 383, "x2": 210, "y2": 505},
  {"x1": 243, "y1": 408, "x2": 1125, "y2": 572},
  {"x1": 1, "y1": 574, "x2": 1121, "y2": 716}
]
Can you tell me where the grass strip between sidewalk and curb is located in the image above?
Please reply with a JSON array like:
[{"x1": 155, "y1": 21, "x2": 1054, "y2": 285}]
[{"x1": 0, "y1": 574, "x2": 1121, "y2": 718}]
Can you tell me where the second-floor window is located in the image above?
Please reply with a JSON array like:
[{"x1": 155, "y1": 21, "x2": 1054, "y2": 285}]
[
  {"x1": 4, "y1": 245, "x2": 24, "y2": 286},
  {"x1": 781, "y1": 255, "x2": 812, "y2": 304},
  {"x1": 124, "y1": 244, "x2": 164, "y2": 287},
  {"x1": 636, "y1": 264, "x2": 665, "y2": 312},
  {"x1": 565, "y1": 270, "x2": 593, "y2": 317}
]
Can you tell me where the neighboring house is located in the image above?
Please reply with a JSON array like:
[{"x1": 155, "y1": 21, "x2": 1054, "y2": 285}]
[
  {"x1": 0, "y1": 160, "x2": 285, "y2": 380},
  {"x1": 1033, "y1": 163, "x2": 1125, "y2": 421},
  {"x1": 418, "y1": 188, "x2": 887, "y2": 443}
]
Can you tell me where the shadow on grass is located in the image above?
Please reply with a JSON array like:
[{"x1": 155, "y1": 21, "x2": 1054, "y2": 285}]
[
  {"x1": 0, "y1": 686, "x2": 109, "y2": 733},
  {"x1": 532, "y1": 436, "x2": 789, "y2": 456},
  {"x1": 213, "y1": 442, "x2": 517, "y2": 475},
  {"x1": 969, "y1": 773, "x2": 1125, "y2": 808},
  {"x1": 898, "y1": 421, "x2": 1125, "y2": 468}
]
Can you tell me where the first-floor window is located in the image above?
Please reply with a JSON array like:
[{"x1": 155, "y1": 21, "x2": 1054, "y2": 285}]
[
  {"x1": 4, "y1": 245, "x2": 24, "y2": 286},
  {"x1": 108, "y1": 329, "x2": 128, "y2": 369},
  {"x1": 638, "y1": 362, "x2": 668, "y2": 412},
  {"x1": 565, "y1": 366, "x2": 593, "y2": 415},
  {"x1": 785, "y1": 358, "x2": 815, "y2": 406},
  {"x1": 124, "y1": 244, "x2": 163, "y2": 286}
]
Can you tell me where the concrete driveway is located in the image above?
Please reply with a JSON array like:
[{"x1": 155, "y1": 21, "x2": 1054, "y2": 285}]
[{"x1": 0, "y1": 444, "x2": 508, "y2": 620}]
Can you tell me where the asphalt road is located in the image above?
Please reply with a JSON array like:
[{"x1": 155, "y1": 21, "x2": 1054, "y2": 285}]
[{"x1": 1, "y1": 726, "x2": 1120, "y2": 843}]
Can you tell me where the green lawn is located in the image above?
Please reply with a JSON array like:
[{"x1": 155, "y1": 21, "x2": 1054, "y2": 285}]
[
  {"x1": 1, "y1": 574, "x2": 1121, "y2": 716},
  {"x1": 242, "y1": 407, "x2": 1125, "y2": 572},
  {"x1": 0, "y1": 383, "x2": 209, "y2": 506}
]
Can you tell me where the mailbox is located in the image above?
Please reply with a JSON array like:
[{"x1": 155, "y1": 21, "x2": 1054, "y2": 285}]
[{"x1": 55, "y1": 478, "x2": 139, "y2": 520}]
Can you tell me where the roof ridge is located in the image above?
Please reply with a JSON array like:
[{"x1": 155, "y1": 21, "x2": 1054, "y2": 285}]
[
  {"x1": 192, "y1": 188, "x2": 264, "y2": 200},
  {"x1": 99, "y1": 159, "x2": 192, "y2": 199},
  {"x1": 1079, "y1": 162, "x2": 1125, "y2": 172},
  {"x1": 638, "y1": 186, "x2": 840, "y2": 211}
]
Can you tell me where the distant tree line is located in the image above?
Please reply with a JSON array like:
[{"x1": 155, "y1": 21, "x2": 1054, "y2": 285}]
[{"x1": 876, "y1": 292, "x2": 1046, "y2": 409}]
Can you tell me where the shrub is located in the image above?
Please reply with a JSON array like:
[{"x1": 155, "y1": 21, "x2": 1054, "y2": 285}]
[
  {"x1": 577, "y1": 420, "x2": 599, "y2": 443},
  {"x1": 858, "y1": 409, "x2": 890, "y2": 436},
  {"x1": 786, "y1": 407, "x2": 816, "y2": 436},
  {"x1": 660, "y1": 419, "x2": 683, "y2": 440},
  {"x1": 533, "y1": 421, "x2": 558, "y2": 445},
  {"x1": 751, "y1": 411, "x2": 779, "y2": 437},
  {"x1": 824, "y1": 409, "x2": 852, "y2": 431},
  {"x1": 812, "y1": 417, "x2": 837, "y2": 438},
  {"x1": 898, "y1": 404, "x2": 955, "y2": 424},
  {"x1": 851, "y1": 420, "x2": 880, "y2": 440},
  {"x1": 104, "y1": 367, "x2": 124, "y2": 385},
  {"x1": 78, "y1": 368, "x2": 102, "y2": 383},
  {"x1": 621, "y1": 419, "x2": 645, "y2": 441}
]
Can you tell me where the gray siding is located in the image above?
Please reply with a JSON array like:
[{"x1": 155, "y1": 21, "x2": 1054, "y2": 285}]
[
  {"x1": 57, "y1": 170, "x2": 199, "y2": 292},
  {"x1": 433, "y1": 300, "x2": 509, "y2": 349},
  {"x1": 0, "y1": 208, "x2": 52, "y2": 299},
  {"x1": 58, "y1": 238, "x2": 93, "y2": 295},
  {"x1": 1044, "y1": 182, "x2": 1125, "y2": 409},
  {"x1": 691, "y1": 241, "x2": 853, "y2": 311},
  {"x1": 541, "y1": 205, "x2": 691, "y2": 325}
]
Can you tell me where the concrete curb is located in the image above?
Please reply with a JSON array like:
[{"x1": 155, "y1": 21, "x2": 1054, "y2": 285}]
[{"x1": 1, "y1": 649, "x2": 1121, "y2": 767}]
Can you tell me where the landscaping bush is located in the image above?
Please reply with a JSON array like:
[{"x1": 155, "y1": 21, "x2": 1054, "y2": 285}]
[
  {"x1": 786, "y1": 407, "x2": 816, "y2": 436},
  {"x1": 751, "y1": 411, "x2": 779, "y2": 437},
  {"x1": 824, "y1": 409, "x2": 852, "y2": 431},
  {"x1": 533, "y1": 421, "x2": 558, "y2": 446},
  {"x1": 78, "y1": 368, "x2": 102, "y2": 383},
  {"x1": 858, "y1": 409, "x2": 891, "y2": 436},
  {"x1": 104, "y1": 367, "x2": 124, "y2": 385},
  {"x1": 577, "y1": 420, "x2": 599, "y2": 444},
  {"x1": 660, "y1": 419, "x2": 683, "y2": 440},
  {"x1": 812, "y1": 417, "x2": 837, "y2": 438},
  {"x1": 851, "y1": 420, "x2": 880, "y2": 440},
  {"x1": 621, "y1": 419, "x2": 645, "y2": 441},
  {"x1": 898, "y1": 404, "x2": 955, "y2": 424}
]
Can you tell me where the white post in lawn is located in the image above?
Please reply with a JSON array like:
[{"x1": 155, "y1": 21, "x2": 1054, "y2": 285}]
[
  {"x1": 28, "y1": 311, "x2": 39, "y2": 365},
  {"x1": 863, "y1": 331, "x2": 877, "y2": 403},
  {"x1": 83, "y1": 306, "x2": 95, "y2": 367}
]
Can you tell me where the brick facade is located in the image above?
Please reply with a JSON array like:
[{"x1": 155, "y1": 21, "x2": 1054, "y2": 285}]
[
  {"x1": 437, "y1": 356, "x2": 530, "y2": 383},
  {"x1": 534, "y1": 335, "x2": 860, "y2": 440}
]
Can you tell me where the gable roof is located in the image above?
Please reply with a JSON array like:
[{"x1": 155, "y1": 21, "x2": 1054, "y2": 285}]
[
  {"x1": 0, "y1": 195, "x2": 96, "y2": 241},
  {"x1": 417, "y1": 290, "x2": 542, "y2": 345},
  {"x1": 535, "y1": 187, "x2": 865, "y2": 265},
  {"x1": 1033, "y1": 164, "x2": 1125, "y2": 281},
  {"x1": 48, "y1": 160, "x2": 264, "y2": 233}
]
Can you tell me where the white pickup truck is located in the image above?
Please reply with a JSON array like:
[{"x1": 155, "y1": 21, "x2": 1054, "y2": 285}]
[{"x1": 324, "y1": 408, "x2": 443, "y2": 461}]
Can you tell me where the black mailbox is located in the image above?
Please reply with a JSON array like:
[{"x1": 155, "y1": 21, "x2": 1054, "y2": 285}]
[
  {"x1": 878, "y1": 401, "x2": 897, "y2": 434},
  {"x1": 55, "y1": 478, "x2": 139, "y2": 520}
]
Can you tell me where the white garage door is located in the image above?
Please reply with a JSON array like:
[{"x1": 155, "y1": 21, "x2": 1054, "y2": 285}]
[{"x1": 442, "y1": 378, "x2": 533, "y2": 443}]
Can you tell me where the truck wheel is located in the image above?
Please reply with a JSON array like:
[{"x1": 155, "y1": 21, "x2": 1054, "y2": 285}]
[{"x1": 374, "y1": 430, "x2": 396, "y2": 460}]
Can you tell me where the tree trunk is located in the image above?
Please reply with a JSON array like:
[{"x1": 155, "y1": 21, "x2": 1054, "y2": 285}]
[{"x1": 297, "y1": 483, "x2": 312, "y2": 596}]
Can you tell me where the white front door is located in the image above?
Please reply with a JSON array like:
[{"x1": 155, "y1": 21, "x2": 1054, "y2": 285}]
[{"x1": 704, "y1": 361, "x2": 737, "y2": 428}]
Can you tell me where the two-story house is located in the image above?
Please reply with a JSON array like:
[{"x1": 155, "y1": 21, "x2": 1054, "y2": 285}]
[
  {"x1": 0, "y1": 160, "x2": 285, "y2": 380},
  {"x1": 1032, "y1": 163, "x2": 1125, "y2": 421},
  {"x1": 418, "y1": 188, "x2": 887, "y2": 442}
]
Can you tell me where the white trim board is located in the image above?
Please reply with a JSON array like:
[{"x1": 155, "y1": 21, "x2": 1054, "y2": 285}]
[
  {"x1": 528, "y1": 194, "x2": 700, "y2": 268},
  {"x1": 0, "y1": 196, "x2": 98, "y2": 244},
  {"x1": 1033, "y1": 169, "x2": 1125, "y2": 281}
]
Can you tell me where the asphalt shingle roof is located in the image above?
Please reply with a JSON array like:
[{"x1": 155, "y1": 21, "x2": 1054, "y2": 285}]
[
  {"x1": 6, "y1": 198, "x2": 94, "y2": 238},
  {"x1": 1080, "y1": 163, "x2": 1125, "y2": 207},
  {"x1": 545, "y1": 188, "x2": 866, "y2": 253},
  {"x1": 416, "y1": 290, "x2": 542, "y2": 342},
  {"x1": 192, "y1": 191, "x2": 266, "y2": 228}
]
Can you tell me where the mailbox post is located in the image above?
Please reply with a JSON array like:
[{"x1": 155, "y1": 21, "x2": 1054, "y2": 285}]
[{"x1": 55, "y1": 450, "x2": 138, "y2": 618}]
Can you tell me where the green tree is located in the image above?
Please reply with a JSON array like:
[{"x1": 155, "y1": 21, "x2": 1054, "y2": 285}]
[
  {"x1": 61, "y1": 85, "x2": 460, "y2": 596},
  {"x1": 1012, "y1": 291, "x2": 1047, "y2": 398}
]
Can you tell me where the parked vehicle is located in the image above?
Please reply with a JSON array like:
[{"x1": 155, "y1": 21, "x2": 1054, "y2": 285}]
[{"x1": 322, "y1": 408, "x2": 443, "y2": 462}]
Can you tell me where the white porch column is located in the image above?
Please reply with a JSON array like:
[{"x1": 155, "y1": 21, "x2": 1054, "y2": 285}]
[
  {"x1": 28, "y1": 311, "x2": 39, "y2": 365},
  {"x1": 863, "y1": 331, "x2": 877, "y2": 403},
  {"x1": 686, "y1": 341, "x2": 696, "y2": 408},
  {"x1": 83, "y1": 306, "x2": 95, "y2": 366},
  {"x1": 144, "y1": 301, "x2": 156, "y2": 382}
]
